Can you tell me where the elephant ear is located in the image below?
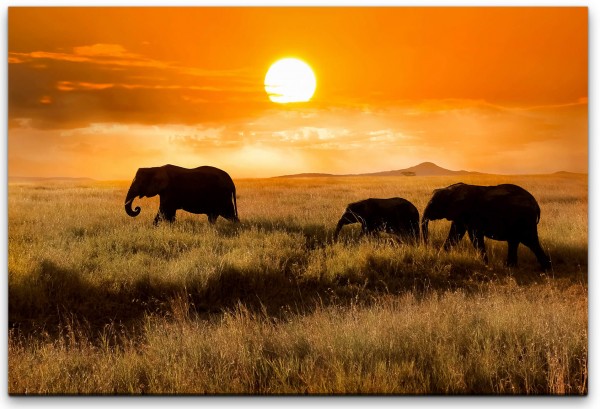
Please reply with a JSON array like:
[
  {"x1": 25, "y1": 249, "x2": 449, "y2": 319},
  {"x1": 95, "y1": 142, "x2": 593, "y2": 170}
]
[
  {"x1": 150, "y1": 166, "x2": 170, "y2": 194},
  {"x1": 445, "y1": 183, "x2": 473, "y2": 220}
]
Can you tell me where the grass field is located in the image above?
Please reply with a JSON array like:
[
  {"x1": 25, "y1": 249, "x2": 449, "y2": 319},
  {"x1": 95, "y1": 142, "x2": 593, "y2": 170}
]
[{"x1": 7, "y1": 174, "x2": 588, "y2": 394}]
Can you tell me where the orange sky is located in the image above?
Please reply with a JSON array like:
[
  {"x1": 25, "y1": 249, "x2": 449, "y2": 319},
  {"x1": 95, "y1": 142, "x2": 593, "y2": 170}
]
[{"x1": 8, "y1": 7, "x2": 588, "y2": 178}]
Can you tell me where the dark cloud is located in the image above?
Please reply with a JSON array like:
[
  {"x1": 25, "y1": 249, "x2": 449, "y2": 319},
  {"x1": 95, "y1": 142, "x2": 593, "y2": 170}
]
[{"x1": 9, "y1": 45, "x2": 268, "y2": 130}]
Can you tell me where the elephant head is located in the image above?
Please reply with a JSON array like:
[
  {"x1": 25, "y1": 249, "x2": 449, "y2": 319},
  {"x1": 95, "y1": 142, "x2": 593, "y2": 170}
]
[
  {"x1": 421, "y1": 183, "x2": 471, "y2": 244},
  {"x1": 333, "y1": 203, "x2": 365, "y2": 240},
  {"x1": 125, "y1": 167, "x2": 169, "y2": 217}
]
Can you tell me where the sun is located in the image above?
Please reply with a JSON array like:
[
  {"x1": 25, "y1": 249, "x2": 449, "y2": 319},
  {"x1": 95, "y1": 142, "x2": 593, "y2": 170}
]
[{"x1": 264, "y1": 58, "x2": 317, "y2": 103}]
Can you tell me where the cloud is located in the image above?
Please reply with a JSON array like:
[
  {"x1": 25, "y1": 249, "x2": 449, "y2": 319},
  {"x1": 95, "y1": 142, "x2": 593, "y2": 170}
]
[
  {"x1": 9, "y1": 43, "x2": 252, "y2": 78},
  {"x1": 9, "y1": 43, "x2": 266, "y2": 129},
  {"x1": 56, "y1": 81, "x2": 114, "y2": 91},
  {"x1": 73, "y1": 43, "x2": 137, "y2": 58},
  {"x1": 8, "y1": 55, "x2": 26, "y2": 64},
  {"x1": 54, "y1": 80, "x2": 240, "y2": 93},
  {"x1": 9, "y1": 47, "x2": 169, "y2": 70}
]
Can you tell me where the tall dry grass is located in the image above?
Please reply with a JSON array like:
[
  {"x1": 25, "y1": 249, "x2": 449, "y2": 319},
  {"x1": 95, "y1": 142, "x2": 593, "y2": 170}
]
[
  {"x1": 9, "y1": 286, "x2": 587, "y2": 394},
  {"x1": 7, "y1": 174, "x2": 587, "y2": 394}
]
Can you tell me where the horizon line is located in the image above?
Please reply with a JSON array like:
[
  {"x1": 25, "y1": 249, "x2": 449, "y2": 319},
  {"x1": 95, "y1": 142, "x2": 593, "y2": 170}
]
[{"x1": 8, "y1": 171, "x2": 588, "y2": 182}]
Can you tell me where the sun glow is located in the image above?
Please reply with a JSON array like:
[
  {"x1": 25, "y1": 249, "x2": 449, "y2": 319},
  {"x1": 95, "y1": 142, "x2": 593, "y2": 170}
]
[{"x1": 264, "y1": 58, "x2": 317, "y2": 103}]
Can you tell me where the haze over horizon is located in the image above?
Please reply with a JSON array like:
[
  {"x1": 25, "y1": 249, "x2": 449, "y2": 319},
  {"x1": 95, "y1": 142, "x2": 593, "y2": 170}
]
[
  {"x1": 8, "y1": 161, "x2": 587, "y2": 182},
  {"x1": 8, "y1": 7, "x2": 588, "y2": 179}
]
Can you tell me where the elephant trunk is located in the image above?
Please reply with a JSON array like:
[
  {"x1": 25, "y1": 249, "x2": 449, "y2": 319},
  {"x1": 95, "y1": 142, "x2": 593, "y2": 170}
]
[
  {"x1": 333, "y1": 215, "x2": 349, "y2": 241},
  {"x1": 125, "y1": 184, "x2": 141, "y2": 217}
]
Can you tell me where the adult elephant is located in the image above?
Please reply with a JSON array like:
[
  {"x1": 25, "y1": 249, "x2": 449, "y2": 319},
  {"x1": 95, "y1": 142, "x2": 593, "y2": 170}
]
[
  {"x1": 421, "y1": 183, "x2": 551, "y2": 270},
  {"x1": 334, "y1": 198, "x2": 420, "y2": 243},
  {"x1": 124, "y1": 165, "x2": 239, "y2": 225}
]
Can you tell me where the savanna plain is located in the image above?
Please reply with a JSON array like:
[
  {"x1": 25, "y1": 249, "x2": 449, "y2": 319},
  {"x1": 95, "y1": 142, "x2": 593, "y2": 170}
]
[{"x1": 8, "y1": 174, "x2": 587, "y2": 394}]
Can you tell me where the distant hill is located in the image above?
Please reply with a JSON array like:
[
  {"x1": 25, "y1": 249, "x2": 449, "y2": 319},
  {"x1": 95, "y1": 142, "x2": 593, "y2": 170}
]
[
  {"x1": 275, "y1": 162, "x2": 484, "y2": 178},
  {"x1": 552, "y1": 171, "x2": 587, "y2": 176},
  {"x1": 9, "y1": 176, "x2": 96, "y2": 183},
  {"x1": 361, "y1": 162, "x2": 483, "y2": 177}
]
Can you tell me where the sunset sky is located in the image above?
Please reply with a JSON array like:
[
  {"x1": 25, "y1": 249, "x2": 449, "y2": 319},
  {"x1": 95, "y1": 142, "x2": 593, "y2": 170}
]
[{"x1": 8, "y1": 7, "x2": 588, "y2": 179}]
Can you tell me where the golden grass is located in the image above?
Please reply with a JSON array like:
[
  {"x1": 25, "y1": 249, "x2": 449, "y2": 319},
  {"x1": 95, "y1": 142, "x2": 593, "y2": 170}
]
[{"x1": 7, "y1": 174, "x2": 587, "y2": 394}]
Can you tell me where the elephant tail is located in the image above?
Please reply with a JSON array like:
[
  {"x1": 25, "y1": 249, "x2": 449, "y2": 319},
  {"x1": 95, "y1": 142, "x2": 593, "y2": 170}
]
[{"x1": 232, "y1": 188, "x2": 239, "y2": 222}]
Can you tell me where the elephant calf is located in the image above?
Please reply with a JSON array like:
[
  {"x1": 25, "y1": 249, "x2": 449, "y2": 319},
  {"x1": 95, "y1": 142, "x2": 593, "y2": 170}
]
[{"x1": 334, "y1": 198, "x2": 420, "y2": 242}]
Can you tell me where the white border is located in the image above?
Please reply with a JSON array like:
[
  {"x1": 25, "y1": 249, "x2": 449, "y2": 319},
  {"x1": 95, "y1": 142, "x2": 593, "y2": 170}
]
[{"x1": 1, "y1": 1, "x2": 595, "y2": 408}]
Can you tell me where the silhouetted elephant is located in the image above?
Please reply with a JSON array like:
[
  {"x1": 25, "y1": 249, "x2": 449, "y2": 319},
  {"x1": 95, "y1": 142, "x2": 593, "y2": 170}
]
[
  {"x1": 421, "y1": 183, "x2": 551, "y2": 270},
  {"x1": 125, "y1": 165, "x2": 239, "y2": 225},
  {"x1": 334, "y1": 198, "x2": 420, "y2": 242}
]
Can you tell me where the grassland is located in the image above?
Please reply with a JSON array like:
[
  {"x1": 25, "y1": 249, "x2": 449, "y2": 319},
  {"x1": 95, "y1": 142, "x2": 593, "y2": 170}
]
[{"x1": 7, "y1": 174, "x2": 588, "y2": 394}]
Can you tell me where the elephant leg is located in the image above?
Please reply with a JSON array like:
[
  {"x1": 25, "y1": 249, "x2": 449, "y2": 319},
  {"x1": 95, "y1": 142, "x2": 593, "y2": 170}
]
[
  {"x1": 156, "y1": 197, "x2": 176, "y2": 224},
  {"x1": 522, "y1": 233, "x2": 552, "y2": 271},
  {"x1": 396, "y1": 226, "x2": 414, "y2": 244},
  {"x1": 360, "y1": 223, "x2": 376, "y2": 238},
  {"x1": 220, "y1": 202, "x2": 239, "y2": 223},
  {"x1": 153, "y1": 212, "x2": 163, "y2": 226},
  {"x1": 222, "y1": 214, "x2": 238, "y2": 223},
  {"x1": 507, "y1": 240, "x2": 519, "y2": 267},
  {"x1": 403, "y1": 222, "x2": 420, "y2": 244},
  {"x1": 156, "y1": 207, "x2": 176, "y2": 224},
  {"x1": 443, "y1": 222, "x2": 466, "y2": 251},
  {"x1": 413, "y1": 225, "x2": 421, "y2": 243},
  {"x1": 153, "y1": 208, "x2": 176, "y2": 225},
  {"x1": 364, "y1": 229, "x2": 377, "y2": 238},
  {"x1": 164, "y1": 209, "x2": 176, "y2": 223},
  {"x1": 208, "y1": 213, "x2": 218, "y2": 224},
  {"x1": 220, "y1": 209, "x2": 239, "y2": 223},
  {"x1": 360, "y1": 223, "x2": 368, "y2": 236},
  {"x1": 468, "y1": 229, "x2": 488, "y2": 264}
]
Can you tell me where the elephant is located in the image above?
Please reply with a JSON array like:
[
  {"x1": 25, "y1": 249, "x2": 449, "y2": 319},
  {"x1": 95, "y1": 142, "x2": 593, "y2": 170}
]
[
  {"x1": 334, "y1": 198, "x2": 420, "y2": 242},
  {"x1": 421, "y1": 183, "x2": 551, "y2": 270},
  {"x1": 125, "y1": 165, "x2": 239, "y2": 225}
]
